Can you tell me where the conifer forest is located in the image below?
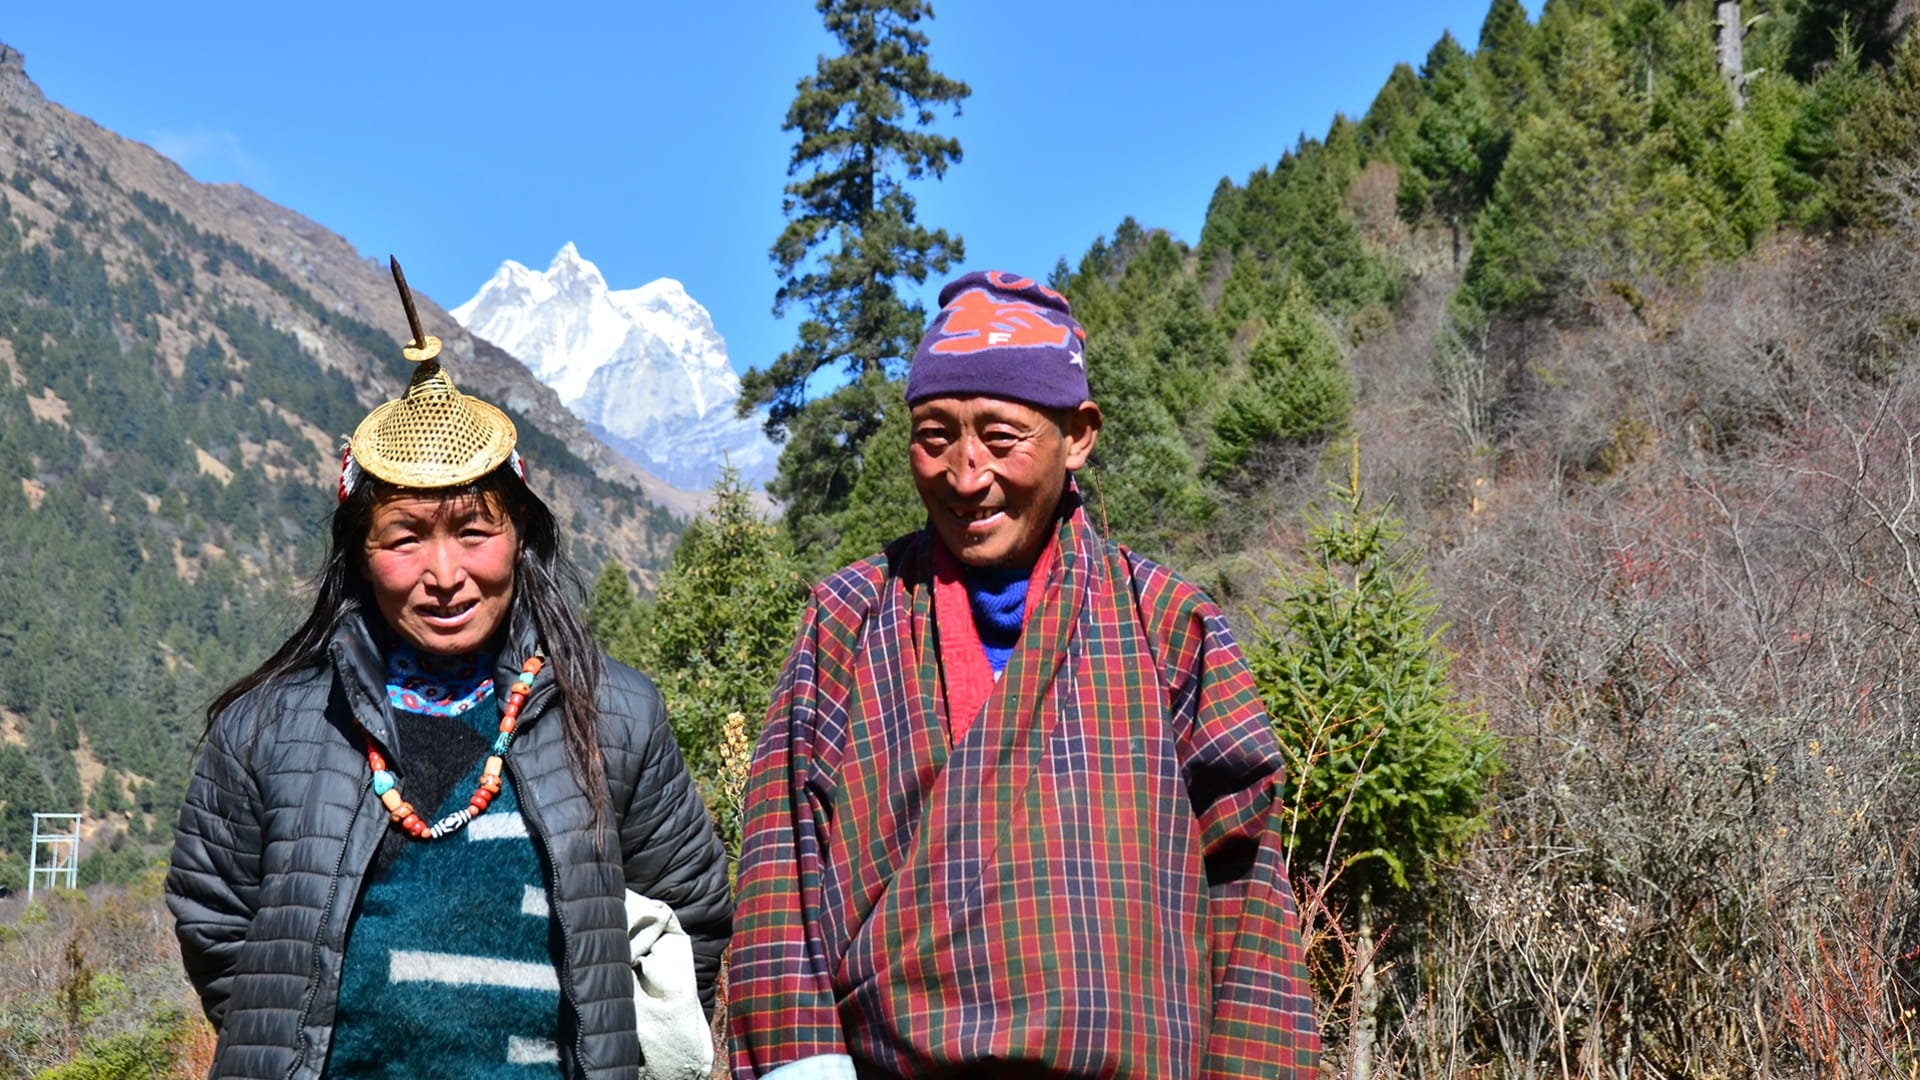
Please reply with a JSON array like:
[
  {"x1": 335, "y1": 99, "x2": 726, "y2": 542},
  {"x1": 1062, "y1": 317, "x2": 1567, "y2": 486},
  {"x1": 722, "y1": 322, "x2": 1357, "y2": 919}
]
[{"x1": 8, "y1": 0, "x2": 1920, "y2": 1076}]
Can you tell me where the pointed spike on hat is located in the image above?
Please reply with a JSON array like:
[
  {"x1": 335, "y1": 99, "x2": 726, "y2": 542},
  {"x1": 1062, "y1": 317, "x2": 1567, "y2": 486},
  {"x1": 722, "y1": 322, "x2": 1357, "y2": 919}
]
[{"x1": 389, "y1": 255, "x2": 442, "y2": 363}]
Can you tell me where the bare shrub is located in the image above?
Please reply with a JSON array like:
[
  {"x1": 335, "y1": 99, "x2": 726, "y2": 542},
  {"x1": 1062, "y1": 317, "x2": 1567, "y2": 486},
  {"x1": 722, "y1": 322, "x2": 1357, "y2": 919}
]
[
  {"x1": 1312, "y1": 220, "x2": 1920, "y2": 1078},
  {"x1": 0, "y1": 874, "x2": 207, "y2": 1079}
]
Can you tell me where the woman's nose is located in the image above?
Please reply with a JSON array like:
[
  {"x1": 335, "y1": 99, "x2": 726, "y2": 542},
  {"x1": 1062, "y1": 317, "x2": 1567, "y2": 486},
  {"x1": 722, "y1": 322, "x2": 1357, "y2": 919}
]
[{"x1": 422, "y1": 539, "x2": 464, "y2": 588}]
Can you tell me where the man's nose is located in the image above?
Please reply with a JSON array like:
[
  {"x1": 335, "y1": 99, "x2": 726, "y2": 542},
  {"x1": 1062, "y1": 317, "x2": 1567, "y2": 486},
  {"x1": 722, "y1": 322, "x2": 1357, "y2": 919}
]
[{"x1": 947, "y1": 438, "x2": 992, "y2": 496}]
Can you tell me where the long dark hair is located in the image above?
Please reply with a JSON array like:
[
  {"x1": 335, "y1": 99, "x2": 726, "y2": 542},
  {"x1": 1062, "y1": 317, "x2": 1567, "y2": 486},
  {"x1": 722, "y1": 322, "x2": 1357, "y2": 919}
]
[{"x1": 208, "y1": 462, "x2": 608, "y2": 812}]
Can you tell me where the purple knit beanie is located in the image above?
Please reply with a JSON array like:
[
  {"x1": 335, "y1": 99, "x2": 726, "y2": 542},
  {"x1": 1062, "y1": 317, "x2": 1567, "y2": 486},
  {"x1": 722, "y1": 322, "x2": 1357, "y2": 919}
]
[{"x1": 907, "y1": 270, "x2": 1089, "y2": 410}]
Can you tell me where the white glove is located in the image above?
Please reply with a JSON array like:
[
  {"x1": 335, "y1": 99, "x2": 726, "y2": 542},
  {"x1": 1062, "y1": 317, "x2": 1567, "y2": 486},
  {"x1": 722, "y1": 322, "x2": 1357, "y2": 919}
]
[{"x1": 626, "y1": 890, "x2": 713, "y2": 1080}]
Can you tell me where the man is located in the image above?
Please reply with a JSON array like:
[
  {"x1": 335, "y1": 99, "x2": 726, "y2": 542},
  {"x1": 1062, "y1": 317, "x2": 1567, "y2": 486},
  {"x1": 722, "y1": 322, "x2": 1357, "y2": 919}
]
[{"x1": 730, "y1": 271, "x2": 1319, "y2": 1080}]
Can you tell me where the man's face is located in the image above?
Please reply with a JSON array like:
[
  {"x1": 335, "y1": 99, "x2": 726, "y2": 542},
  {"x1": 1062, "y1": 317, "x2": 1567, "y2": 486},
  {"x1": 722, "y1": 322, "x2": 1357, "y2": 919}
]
[{"x1": 909, "y1": 395, "x2": 1100, "y2": 568}]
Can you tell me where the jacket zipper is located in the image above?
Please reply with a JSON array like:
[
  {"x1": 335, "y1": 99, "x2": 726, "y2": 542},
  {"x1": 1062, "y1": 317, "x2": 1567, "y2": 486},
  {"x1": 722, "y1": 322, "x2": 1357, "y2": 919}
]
[
  {"x1": 504, "y1": 746, "x2": 598, "y2": 1075},
  {"x1": 283, "y1": 772, "x2": 370, "y2": 1080}
]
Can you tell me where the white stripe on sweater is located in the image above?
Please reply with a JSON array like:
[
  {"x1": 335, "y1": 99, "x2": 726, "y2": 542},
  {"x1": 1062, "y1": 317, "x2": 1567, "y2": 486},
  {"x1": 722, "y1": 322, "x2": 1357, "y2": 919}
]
[
  {"x1": 388, "y1": 950, "x2": 559, "y2": 992},
  {"x1": 465, "y1": 811, "x2": 527, "y2": 841},
  {"x1": 507, "y1": 1036, "x2": 560, "y2": 1065},
  {"x1": 520, "y1": 884, "x2": 549, "y2": 918}
]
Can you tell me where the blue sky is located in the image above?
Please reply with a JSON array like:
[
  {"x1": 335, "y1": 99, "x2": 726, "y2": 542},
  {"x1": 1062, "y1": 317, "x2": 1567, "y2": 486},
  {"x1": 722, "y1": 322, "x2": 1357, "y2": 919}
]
[{"x1": 3, "y1": 2, "x2": 1526, "y2": 379}]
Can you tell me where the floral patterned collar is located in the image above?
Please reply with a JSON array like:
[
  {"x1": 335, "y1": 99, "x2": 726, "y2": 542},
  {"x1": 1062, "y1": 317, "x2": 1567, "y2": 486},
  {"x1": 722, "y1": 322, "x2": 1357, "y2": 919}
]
[{"x1": 385, "y1": 644, "x2": 495, "y2": 717}]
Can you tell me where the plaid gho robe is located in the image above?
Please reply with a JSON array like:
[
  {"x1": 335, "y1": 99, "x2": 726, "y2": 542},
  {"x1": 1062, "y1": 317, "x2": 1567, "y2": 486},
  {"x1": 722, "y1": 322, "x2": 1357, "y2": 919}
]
[{"x1": 730, "y1": 500, "x2": 1318, "y2": 1079}]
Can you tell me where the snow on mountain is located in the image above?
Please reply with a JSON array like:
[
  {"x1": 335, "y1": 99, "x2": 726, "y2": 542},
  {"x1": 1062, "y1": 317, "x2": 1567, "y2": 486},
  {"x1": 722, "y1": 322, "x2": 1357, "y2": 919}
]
[{"x1": 450, "y1": 243, "x2": 778, "y2": 491}]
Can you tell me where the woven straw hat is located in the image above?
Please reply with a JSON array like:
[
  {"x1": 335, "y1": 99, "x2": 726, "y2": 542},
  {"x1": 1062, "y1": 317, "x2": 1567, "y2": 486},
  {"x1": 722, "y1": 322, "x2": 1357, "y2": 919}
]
[{"x1": 348, "y1": 258, "x2": 517, "y2": 490}]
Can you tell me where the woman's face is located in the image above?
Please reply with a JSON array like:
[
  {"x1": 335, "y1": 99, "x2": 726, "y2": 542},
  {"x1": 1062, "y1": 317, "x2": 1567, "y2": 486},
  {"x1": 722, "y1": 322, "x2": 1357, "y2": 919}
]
[{"x1": 362, "y1": 492, "x2": 518, "y2": 655}]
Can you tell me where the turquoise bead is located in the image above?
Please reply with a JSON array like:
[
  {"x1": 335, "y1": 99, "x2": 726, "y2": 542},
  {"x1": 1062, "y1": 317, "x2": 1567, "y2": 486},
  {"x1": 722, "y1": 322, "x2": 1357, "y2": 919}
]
[
  {"x1": 371, "y1": 771, "x2": 395, "y2": 795},
  {"x1": 515, "y1": 672, "x2": 536, "y2": 688},
  {"x1": 493, "y1": 733, "x2": 512, "y2": 754}
]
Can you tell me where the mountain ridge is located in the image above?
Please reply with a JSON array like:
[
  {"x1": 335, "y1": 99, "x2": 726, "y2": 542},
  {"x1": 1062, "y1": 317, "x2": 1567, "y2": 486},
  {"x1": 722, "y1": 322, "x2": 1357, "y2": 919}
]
[{"x1": 453, "y1": 243, "x2": 779, "y2": 491}]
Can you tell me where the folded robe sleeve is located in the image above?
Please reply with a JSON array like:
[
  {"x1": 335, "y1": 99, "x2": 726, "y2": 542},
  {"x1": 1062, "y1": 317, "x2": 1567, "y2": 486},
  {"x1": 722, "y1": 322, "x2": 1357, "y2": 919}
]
[
  {"x1": 729, "y1": 596, "x2": 851, "y2": 1078},
  {"x1": 1135, "y1": 560, "x2": 1321, "y2": 1080}
]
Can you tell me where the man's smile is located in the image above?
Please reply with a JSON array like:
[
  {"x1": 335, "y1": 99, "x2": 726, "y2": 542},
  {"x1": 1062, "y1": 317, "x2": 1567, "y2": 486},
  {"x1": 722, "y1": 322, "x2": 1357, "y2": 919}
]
[{"x1": 949, "y1": 506, "x2": 1005, "y2": 524}]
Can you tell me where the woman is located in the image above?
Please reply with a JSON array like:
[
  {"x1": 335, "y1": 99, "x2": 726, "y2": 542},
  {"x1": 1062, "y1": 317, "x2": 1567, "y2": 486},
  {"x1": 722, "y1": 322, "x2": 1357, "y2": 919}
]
[{"x1": 165, "y1": 262, "x2": 730, "y2": 1080}]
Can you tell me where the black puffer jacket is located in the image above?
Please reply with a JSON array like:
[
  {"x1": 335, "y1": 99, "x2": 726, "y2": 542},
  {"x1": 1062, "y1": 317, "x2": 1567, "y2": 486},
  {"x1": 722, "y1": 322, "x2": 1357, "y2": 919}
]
[{"x1": 165, "y1": 609, "x2": 732, "y2": 1080}]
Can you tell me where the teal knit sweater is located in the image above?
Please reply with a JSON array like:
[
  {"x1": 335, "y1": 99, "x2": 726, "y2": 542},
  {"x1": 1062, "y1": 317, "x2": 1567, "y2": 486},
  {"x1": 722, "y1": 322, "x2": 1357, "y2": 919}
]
[{"x1": 325, "y1": 693, "x2": 564, "y2": 1078}]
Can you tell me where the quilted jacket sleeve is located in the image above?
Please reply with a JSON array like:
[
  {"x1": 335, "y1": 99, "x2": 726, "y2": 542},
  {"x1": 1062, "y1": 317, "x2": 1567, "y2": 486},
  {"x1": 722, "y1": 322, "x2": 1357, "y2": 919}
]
[
  {"x1": 609, "y1": 666, "x2": 734, "y2": 1016},
  {"x1": 165, "y1": 707, "x2": 266, "y2": 1030}
]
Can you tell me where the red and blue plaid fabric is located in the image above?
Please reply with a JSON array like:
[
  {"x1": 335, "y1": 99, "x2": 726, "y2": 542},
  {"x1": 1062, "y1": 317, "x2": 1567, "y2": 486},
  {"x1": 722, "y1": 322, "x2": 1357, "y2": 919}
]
[{"x1": 729, "y1": 501, "x2": 1319, "y2": 1079}]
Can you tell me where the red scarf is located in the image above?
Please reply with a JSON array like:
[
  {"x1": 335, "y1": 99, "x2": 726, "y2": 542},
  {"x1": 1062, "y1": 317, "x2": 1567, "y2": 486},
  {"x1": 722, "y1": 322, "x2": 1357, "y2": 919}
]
[{"x1": 929, "y1": 536, "x2": 1056, "y2": 745}]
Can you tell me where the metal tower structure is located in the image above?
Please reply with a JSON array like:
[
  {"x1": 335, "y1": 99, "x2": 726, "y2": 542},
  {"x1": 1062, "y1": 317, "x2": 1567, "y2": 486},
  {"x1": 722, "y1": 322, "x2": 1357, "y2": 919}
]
[{"x1": 27, "y1": 812, "x2": 80, "y2": 901}]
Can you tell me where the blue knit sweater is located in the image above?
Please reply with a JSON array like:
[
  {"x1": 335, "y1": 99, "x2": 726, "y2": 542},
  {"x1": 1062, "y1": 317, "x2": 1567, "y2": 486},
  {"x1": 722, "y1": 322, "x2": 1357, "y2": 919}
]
[{"x1": 965, "y1": 565, "x2": 1031, "y2": 675}]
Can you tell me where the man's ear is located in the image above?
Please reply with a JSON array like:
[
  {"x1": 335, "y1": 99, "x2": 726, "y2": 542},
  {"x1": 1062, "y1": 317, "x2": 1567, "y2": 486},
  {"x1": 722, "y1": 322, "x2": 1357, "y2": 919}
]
[{"x1": 1063, "y1": 400, "x2": 1102, "y2": 471}]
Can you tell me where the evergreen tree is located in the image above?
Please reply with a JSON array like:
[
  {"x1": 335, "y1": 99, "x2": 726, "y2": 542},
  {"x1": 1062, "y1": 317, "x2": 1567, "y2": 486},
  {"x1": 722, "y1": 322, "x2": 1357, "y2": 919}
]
[
  {"x1": 1196, "y1": 177, "x2": 1247, "y2": 264},
  {"x1": 1785, "y1": 0, "x2": 1907, "y2": 78},
  {"x1": 1139, "y1": 274, "x2": 1234, "y2": 449},
  {"x1": 829, "y1": 389, "x2": 927, "y2": 569},
  {"x1": 45, "y1": 748, "x2": 82, "y2": 816},
  {"x1": 585, "y1": 562, "x2": 643, "y2": 664},
  {"x1": 0, "y1": 743, "x2": 50, "y2": 856},
  {"x1": 1246, "y1": 453, "x2": 1499, "y2": 1080},
  {"x1": 1358, "y1": 63, "x2": 1427, "y2": 167},
  {"x1": 1636, "y1": 4, "x2": 1779, "y2": 261},
  {"x1": 1400, "y1": 30, "x2": 1506, "y2": 267},
  {"x1": 1775, "y1": 32, "x2": 1868, "y2": 227},
  {"x1": 1063, "y1": 315, "x2": 1215, "y2": 560},
  {"x1": 1478, "y1": 0, "x2": 1542, "y2": 124},
  {"x1": 1464, "y1": 11, "x2": 1644, "y2": 314},
  {"x1": 1237, "y1": 136, "x2": 1397, "y2": 314},
  {"x1": 1532, "y1": 0, "x2": 1627, "y2": 85},
  {"x1": 86, "y1": 768, "x2": 126, "y2": 821},
  {"x1": 1825, "y1": 30, "x2": 1920, "y2": 228},
  {"x1": 741, "y1": 0, "x2": 969, "y2": 556},
  {"x1": 1216, "y1": 251, "x2": 1280, "y2": 335},
  {"x1": 1208, "y1": 277, "x2": 1351, "y2": 483},
  {"x1": 765, "y1": 370, "x2": 900, "y2": 561},
  {"x1": 1612, "y1": 0, "x2": 1689, "y2": 100},
  {"x1": 638, "y1": 466, "x2": 808, "y2": 840}
]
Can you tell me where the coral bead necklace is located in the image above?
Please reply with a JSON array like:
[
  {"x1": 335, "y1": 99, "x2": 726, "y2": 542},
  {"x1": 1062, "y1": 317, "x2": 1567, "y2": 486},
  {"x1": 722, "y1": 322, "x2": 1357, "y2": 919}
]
[{"x1": 361, "y1": 653, "x2": 545, "y2": 839}]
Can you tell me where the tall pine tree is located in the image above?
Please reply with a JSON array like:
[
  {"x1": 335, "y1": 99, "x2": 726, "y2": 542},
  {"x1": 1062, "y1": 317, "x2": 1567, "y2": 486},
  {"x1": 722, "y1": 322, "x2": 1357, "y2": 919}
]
[
  {"x1": 1208, "y1": 277, "x2": 1351, "y2": 484},
  {"x1": 1477, "y1": 0, "x2": 1541, "y2": 125},
  {"x1": 1358, "y1": 63, "x2": 1427, "y2": 167},
  {"x1": 1399, "y1": 30, "x2": 1505, "y2": 267},
  {"x1": 742, "y1": 0, "x2": 969, "y2": 557},
  {"x1": 584, "y1": 562, "x2": 644, "y2": 663}
]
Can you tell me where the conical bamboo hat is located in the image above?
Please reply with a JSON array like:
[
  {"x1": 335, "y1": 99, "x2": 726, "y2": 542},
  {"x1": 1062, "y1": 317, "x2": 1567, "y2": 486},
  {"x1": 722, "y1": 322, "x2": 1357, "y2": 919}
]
[{"x1": 348, "y1": 258, "x2": 517, "y2": 490}]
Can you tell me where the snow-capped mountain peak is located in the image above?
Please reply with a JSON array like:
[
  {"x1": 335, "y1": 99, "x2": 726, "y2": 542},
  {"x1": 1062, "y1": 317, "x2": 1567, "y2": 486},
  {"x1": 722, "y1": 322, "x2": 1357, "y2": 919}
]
[
  {"x1": 451, "y1": 245, "x2": 777, "y2": 491},
  {"x1": 546, "y1": 241, "x2": 608, "y2": 299}
]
